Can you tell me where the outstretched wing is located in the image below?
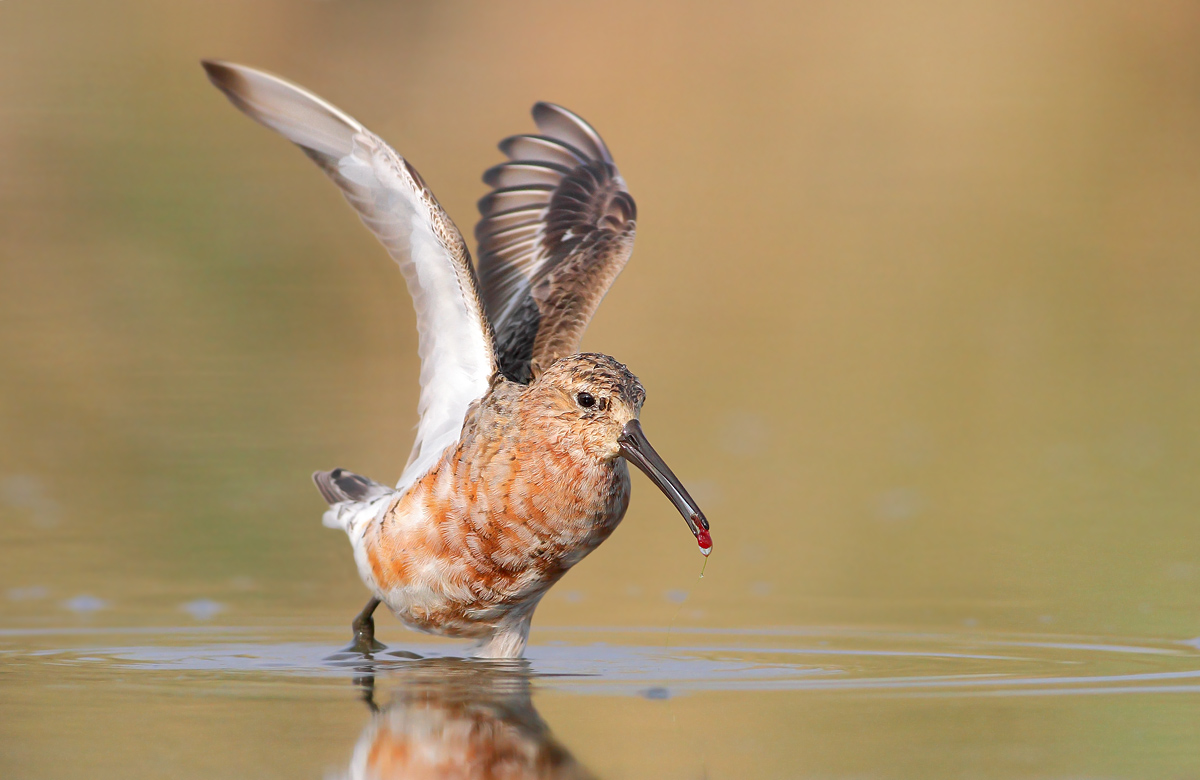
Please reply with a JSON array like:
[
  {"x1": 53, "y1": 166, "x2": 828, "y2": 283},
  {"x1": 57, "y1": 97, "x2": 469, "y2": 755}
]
[
  {"x1": 202, "y1": 61, "x2": 497, "y2": 492},
  {"x1": 476, "y1": 103, "x2": 636, "y2": 384}
]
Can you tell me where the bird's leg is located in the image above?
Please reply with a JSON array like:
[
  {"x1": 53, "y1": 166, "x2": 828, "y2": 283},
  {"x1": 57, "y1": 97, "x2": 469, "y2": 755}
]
[
  {"x1": 353, "y1": 673, "x2": 380, "y2": 714},
  {"x1": 348, "y1": 596, "x2": 385, "y2": 655},
  {"x1": 473, "y1": 612, "x2": 533, "y2": 659}
]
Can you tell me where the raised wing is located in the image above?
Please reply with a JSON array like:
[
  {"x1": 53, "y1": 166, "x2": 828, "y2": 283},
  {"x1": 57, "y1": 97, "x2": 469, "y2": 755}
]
[
  {"x1": 202, "y1": 61, "x2": 497, "y2": 492},
  {"x1": 476, "y1": 103, "x2": 636, "y2": 384}
]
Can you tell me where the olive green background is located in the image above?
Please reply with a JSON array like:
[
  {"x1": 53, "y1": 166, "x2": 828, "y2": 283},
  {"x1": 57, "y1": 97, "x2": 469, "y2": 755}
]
[{"x1": 4, "y1": 1, "x2": 1200, "y2": 777}]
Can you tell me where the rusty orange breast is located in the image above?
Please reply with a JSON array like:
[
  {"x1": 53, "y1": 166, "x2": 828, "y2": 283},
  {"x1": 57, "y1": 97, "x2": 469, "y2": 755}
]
[{"x1": 358, "y1": 381, "x2": 631, "y2": 637}]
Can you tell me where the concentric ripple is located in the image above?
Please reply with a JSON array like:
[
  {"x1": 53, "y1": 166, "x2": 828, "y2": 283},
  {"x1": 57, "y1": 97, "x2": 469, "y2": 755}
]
[{"x1": 5, "y1": 625, "x2": 1200, "y2": 699}]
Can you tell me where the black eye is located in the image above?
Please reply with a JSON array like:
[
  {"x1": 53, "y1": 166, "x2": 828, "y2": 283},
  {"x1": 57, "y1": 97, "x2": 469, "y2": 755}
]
[{"x1": 576, "y1": 391, "x2": 596, "y2": 409}]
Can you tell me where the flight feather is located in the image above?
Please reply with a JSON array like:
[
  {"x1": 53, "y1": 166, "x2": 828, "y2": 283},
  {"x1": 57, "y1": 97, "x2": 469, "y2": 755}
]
[
  {"x1": 202, "y1": 60, "x2": 497, "y2": 492},
  {"x1": 476, "y1": 103, "x2": 636, "y2": 384}
]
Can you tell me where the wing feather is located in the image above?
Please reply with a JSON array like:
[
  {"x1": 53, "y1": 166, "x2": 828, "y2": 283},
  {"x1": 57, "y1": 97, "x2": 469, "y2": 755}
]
[
  {"x1": 498, "y1": 135, "x2": 589, "y2": 167},
  {"x1": 203, "y1": 60, "x2": 497, "y2": 492},
  {"x1": 530, "y1": 103, "x2": 615, "y2": 164},
  {"x1": 475, "y1": 206, "x2": 545, "y2": 236},
  {"x1": 477, "y1": 103, "x2": 636, "y2": 383},
  {"x1": 483, "y1": 162, "x2": 572, "y2": 189},
  {"x1": 478, "y1": 186, "x2": 555, "y2": 216}
]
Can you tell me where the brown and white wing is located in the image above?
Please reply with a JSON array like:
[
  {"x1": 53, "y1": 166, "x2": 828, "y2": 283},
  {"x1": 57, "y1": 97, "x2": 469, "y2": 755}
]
[
  {"x1": 476, "y1": 103, "x2": 636, "y2": 383},
  {"x1": 202, "y1": 61, "x2": 497, "y2": 492}
]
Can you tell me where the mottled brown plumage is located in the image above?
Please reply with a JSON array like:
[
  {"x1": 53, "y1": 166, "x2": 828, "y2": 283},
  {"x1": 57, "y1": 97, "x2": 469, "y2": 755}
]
[{"x1": 356, "y1": 355, "x2": 641, "y2": 655}]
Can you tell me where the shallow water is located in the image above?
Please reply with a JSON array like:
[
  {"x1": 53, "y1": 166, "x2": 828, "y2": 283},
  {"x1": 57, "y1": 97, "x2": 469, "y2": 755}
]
[
  {"x1": 6, "y1": 0, "x2": 1200, "y2": 776},
  {"x1": 6, "y1": 625, "x2": 1200, "y2": 777}
]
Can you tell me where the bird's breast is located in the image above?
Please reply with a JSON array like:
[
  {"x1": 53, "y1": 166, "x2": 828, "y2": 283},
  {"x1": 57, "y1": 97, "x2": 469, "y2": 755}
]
[{"x1": 357, "y1": 432, "x2": 630, "y2": 635}]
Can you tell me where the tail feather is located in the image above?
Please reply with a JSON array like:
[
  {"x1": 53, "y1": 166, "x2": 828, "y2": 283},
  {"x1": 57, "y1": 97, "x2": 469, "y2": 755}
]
[{"x1": 312, "y1": 468, "x2": 390, "y2": 505}]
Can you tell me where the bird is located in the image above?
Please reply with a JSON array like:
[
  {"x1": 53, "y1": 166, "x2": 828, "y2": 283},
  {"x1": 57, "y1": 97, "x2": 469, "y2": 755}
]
[
  {"x1": 347, "y1": 660, "x2": 592, "y2": 779},
  {"x1": 201, "y1": 60, "x2": 711, "y2": 659}
]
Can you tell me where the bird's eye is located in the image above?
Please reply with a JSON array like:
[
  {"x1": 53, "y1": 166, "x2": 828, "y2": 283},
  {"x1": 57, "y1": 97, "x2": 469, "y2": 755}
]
[{"x1": 576, "y1": 391, "x2": 596, "y2": 409}]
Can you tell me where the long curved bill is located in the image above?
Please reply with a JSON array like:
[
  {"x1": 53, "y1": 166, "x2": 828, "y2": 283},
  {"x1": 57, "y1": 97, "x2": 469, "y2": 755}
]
[{"x1": 618, "y1": 419, "x2": 712, "y2": 556}]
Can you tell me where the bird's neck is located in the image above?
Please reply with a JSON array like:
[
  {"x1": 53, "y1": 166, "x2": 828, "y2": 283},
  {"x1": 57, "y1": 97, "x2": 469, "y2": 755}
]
[{"x1": 447, "y1": 387, "x2": 631, "y2": 568}]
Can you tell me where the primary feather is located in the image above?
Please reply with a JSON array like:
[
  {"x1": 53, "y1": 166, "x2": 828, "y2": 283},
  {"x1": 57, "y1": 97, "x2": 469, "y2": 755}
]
[
  {"x1": 202, "y1": 61, "x2": 497, "y2": 492},
  {"x1": 477, "y1": 103, "x2": 637, "y2": 384}
]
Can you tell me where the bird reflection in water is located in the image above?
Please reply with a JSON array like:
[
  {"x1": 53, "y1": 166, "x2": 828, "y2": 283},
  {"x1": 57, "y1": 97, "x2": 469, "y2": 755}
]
[{"x1": 340, "y1": 657, "x2": 593, "y2": 779}]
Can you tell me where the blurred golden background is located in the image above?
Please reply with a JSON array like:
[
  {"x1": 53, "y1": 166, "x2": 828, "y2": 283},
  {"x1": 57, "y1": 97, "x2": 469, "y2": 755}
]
[{"x1": 4, "y1": 1, "x2": 1200, "y2": 776}]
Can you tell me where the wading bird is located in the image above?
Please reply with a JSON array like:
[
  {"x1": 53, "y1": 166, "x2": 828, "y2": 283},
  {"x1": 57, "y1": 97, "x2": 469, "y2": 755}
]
[{"x1": 203, "y1": 61, "x2": 711, "y2": 658}]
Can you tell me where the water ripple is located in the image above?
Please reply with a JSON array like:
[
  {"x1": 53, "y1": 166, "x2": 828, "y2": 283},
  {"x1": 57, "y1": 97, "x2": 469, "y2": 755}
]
[{"x1": 4, "y1": 625, "x2": 1200, "y2": 700}]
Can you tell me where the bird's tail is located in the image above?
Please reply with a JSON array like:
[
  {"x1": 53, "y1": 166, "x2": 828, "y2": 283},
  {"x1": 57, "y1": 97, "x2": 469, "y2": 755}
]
[
  {"x1": 314, "y1": 469, "x2": 394, "y2": 535},
  {"x1": 312, "y1": 468, "x2": 391, "y2": 505}
]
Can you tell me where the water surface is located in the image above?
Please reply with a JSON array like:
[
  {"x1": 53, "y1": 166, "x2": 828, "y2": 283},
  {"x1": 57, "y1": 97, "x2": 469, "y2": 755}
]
[
  {"x1": 5, "y1": 0, "x2": 1200, "y2": 776},
  {"x1": 6, "y1": 624, "x2": 1200, "y2": 777}
]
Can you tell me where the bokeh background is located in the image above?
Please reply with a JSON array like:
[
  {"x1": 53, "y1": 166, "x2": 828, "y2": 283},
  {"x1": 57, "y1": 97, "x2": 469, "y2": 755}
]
[{"x1": 5, "y1": 1, "x2": 1200, "y2": 777}]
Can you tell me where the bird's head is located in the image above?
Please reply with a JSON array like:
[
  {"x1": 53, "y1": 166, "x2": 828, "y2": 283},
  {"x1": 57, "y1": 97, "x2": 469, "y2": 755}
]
[{"x1": 528, "y1": 353, "x2": 711, "y2": 555}]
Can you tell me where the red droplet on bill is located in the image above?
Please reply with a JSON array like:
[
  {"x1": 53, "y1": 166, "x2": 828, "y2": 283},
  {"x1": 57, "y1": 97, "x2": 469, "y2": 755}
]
[{"x1": 695, "y1": 528, "x2": 712, "y2": 556}]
